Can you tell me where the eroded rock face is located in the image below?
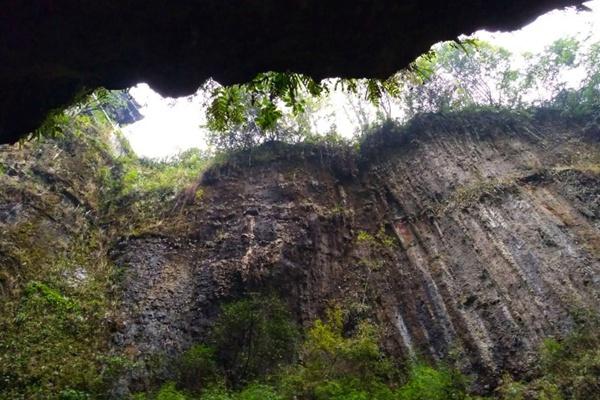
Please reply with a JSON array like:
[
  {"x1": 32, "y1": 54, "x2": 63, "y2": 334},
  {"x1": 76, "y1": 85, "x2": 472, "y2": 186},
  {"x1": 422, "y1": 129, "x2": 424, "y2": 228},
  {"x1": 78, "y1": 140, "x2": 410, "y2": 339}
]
[
  {"x1": 0, "y1": 119, "x2": 118, "y2": 397},
  {"x1": 112, "y1": 112, "x2": 599, "y2": 393},
  {"x1": 0, "y1": 0, "x2": 585, "y2": 143}
]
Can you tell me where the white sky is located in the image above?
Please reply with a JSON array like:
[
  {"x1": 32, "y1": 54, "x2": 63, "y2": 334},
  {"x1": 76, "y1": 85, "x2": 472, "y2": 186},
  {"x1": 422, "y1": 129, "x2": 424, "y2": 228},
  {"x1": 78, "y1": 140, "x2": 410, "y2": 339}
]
[
  {"x1": 473, "y1": 1, "x2": 600, "y2": 53},
  {"x1": 121, "y1": 86, "x2": 209, "y2": 159},
  {"x1": 122, "y1": 0, "x2": 600, "y2": 159}
]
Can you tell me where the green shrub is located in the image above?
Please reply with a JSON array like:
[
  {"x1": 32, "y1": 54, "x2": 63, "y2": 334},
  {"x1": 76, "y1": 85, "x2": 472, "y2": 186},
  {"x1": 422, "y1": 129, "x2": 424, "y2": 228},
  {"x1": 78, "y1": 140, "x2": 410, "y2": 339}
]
[
  {"x1": 495, "y1": 315, "x2": 600, "y2": 400},
  {"x1": 356, "y1": 230, "x2": 376, "y2": 244},
  {"x1": 130, "y1": 394, "x2": 150, "y2": 400},
  {"x1": 211, "y1": 295, "x2": 300, "y2": 386},
  {"x1": 313, "y1": 378, "x2": 395, "y2": 400},
  {"x1": 537, "y1": 318, "x2": 600, "y2": 399},
  {"x1": 128, "y1": 307, "x2": 600, "y2": 400},
  {"x1": 156, "y1": 382, "x2": 187, "y2": 400},
  {"x1": 178, "y1": 344, "x2": 220, "y2": 391},
  {"x1": 23, "y1": 281, "x2": 79, "y2": 313},
  {"x1": 279, "y1": 307, "x2": 396, "y2": 399},
  {"x1": 200, "y1": 386, "x2": 234, "y2": 400},
  {"x1": 119, "y1": 148, "x2": 211, "y2": 197},
  {"x1": 496, "y1": 374, "x2": 527, "y2": 400},
  {"x1": 199, "y1": 383, "x2": 282, "y2": 400},
  {"x1": 236, "y1": 383, "x2": 283, "y2": 400},
  {"x1": 59, "y1": 389, "x2": 92, "y2": 400},
  {"x1": 397, "y1": 364, "x2": 470, "y2": 400},
  {"x1": 1, "y1": 275, "x2": 108, "y2": 397},
  {"x1": 304, "y1": 308, "x2": 394, "y2": 381},
  {"x1": 356, "y1": 226, "x2": 396, "y2": 249},
  {"x1": 135, "y1": 306, "x2": 486, "y2": 400}
]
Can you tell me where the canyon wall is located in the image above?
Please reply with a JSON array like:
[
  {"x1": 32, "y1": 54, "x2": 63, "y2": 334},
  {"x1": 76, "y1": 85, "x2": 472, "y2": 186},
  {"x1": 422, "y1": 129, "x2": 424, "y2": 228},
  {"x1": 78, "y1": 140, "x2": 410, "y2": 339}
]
[
  {"x1": 0, "y1": 111, "x2": 598, "y2": 397},
  {"x1": 110, "y1": 112, "x2": 600, "y2": 392}
]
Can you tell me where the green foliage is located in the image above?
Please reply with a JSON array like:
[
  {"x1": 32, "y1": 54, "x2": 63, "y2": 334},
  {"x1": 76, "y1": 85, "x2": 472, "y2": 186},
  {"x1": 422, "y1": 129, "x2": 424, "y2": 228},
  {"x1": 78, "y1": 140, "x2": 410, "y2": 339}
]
[
  {"x1": 397, "y1": 364, "x2": 470, "y2": 400},
  {"x1": 496, "y1": 375, "x2": 528, "y2": 400},
  {"x1": 136, "y1": 305, "x2": 470, "y2": 400},
  {"x1": 28, "y1": 87, "x2": 120, "y2": 142},
  {"x1": 356, "y1": 226, "x2": 396, "y2": 249},
  {"x1": 203, "y1": 36, "x2": 599, "y2": 150},
  {"x1": 391, "y1": 36, "x2": 599, "y2": 122},
  {"x1": 0, "y1": 110, "x2": 122, "y2": 399},
  {"x1": 100, "y1": 142, "x2": 212, "y2": 236},
  {"x1": 312, "y1": 378, "x2": 396, "y2": 400},
  {"x1": 203, "y1": 40, "x2": 485, "y2": 148},
  {"x1": 198, "y1": 384, "x2": 283, "y2": 400},
  {"x1": 0, "y1": 243, "x2": 114, "y2": 396},
  {"x1": 118, "y1": 147, "x2": 210, "y2": 197},
  {"x1": 534, "y1": 317, "x2": 600, "y2": 399},
  {"x1": 156, "y1": 382, "x2": 187, "y2": 400},
  {"x1": 207, "y1": 72, "x2": 325, "y2": 133},
  {"x1": 205, "y1": 72, "x2": 323, "y2": 150},
  {"x1": 23, "y1": 281, "x2": 79, "y2": 312},
  {"x1": 135, "y1": 306, "x2": 600, "y2": 400},
  {"x1": 129, "y1": 296, "x2": 299, "y2": 398},
  {"x1": 523, "y1": 37, "x2": 580, "y2": 105},
  {"x1": 205, "y1": 72, "x2": 404, "y2": 151},
  {"x1": 177, "y1": 345, "x2": 220, "y2": 392},
  {"x1": 356, "y1": 230, "x2": 376, "y2": 243},
  {"x1": 278, "y1": 307, "x2": 397, "y2": 399},
  {"x1": 276, "y1": 308, "x2": 477, "y2": 400},
  {"x1": 403, "y1": 40, "x2": 518, "y2": 114},
  {"x1": 29, "y1": 110, "x2": 71, "y2": 141},
  {"x1": 236, "y1": 383, "x2": 283, "y2": 400},
  {"x1": 207, "y1": 85, "x2": 248, "y2": 132},
  {"x1": 199, "y1": 386, "x2": 234, "y2": 400},
  {"x1": 495, "y1": 315, "x2": 600, "y2": 400},
  {"x1": 59, "y1": 389, "x2": 92, "y2": 400},
  {"x1": 377, "y1": 228, "x2": 396, "y2": 249},
  {"x1": 210, "y1": 295, "x2": 300, "y2": 386},
  {"x1": 551, "y1": 41, "x2": 600, "y2": 118}
]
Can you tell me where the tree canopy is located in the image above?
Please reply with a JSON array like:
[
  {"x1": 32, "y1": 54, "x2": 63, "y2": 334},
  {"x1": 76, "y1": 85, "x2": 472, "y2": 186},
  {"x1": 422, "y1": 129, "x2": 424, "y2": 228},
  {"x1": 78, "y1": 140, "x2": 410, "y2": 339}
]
[{"x1": 203, "y1": 37, "x2": 600, "y2": 151}]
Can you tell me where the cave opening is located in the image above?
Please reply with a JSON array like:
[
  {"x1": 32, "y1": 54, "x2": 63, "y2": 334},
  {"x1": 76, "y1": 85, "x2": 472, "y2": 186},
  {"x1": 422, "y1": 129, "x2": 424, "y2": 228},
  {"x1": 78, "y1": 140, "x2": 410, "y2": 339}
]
[
  {"x1": 107, "y1": 2, "x2": 598, "y2": 159},
  {"x1": 1, "y1": 1, "x2": 599, "y2": 399}
]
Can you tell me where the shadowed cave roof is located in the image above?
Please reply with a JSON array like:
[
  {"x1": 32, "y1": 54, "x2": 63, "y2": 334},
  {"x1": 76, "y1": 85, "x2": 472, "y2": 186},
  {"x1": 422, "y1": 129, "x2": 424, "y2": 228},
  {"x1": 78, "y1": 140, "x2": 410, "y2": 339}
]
[{"x1": 0, "y1": 0, "x2": 585, "y2": 143}]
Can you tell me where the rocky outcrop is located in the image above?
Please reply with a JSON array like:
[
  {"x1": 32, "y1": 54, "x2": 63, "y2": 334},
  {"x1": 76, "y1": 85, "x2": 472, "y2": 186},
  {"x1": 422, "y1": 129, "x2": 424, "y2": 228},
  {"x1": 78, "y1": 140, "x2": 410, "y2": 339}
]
[
  {"x1": 111, "y1": 111, "x2": 600, "y2": 393},
  {"x1": 0, "y1": 0, "x2": 586, "y2": 143},
  {"x1": 0, "y1": 115, "x2": 119, "y2": 397},
  {"x1": 100, "y1": 92, "x2": 143, "y2": 126}
]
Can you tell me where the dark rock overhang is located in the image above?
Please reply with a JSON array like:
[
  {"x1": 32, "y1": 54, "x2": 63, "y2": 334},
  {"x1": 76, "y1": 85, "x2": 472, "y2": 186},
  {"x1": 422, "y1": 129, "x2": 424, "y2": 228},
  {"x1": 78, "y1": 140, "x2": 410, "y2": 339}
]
[{"x1": 0, "y1": 0, "x2": 585, "y2": 144}]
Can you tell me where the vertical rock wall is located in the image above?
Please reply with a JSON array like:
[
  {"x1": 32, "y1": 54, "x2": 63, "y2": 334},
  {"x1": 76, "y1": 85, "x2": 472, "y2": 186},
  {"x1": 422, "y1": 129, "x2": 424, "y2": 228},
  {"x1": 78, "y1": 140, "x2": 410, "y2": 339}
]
[{"x1": 112, "y1": 112, "x2": 600, "y2": 392}]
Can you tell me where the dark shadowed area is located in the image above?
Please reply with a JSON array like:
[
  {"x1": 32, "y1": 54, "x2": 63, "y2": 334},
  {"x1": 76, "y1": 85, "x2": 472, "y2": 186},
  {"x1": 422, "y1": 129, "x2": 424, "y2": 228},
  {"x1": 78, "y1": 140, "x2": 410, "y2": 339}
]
[{"x1": 0, "y1": 0, "x2": 585, "y2": 143}]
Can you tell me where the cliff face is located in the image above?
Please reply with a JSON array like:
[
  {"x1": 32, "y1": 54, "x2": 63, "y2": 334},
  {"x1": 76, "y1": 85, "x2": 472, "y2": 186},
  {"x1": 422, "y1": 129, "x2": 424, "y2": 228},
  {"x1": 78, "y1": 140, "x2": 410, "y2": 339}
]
[
  {"x1": 0, "y1": 111, "x2": 598, "y2": 397},
  {"x1": 0, "y1": 116, "x2": 119, "y2": 397},
  {"x1": 110, "y1": 112, "x2": 600, "y2": 392}
]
